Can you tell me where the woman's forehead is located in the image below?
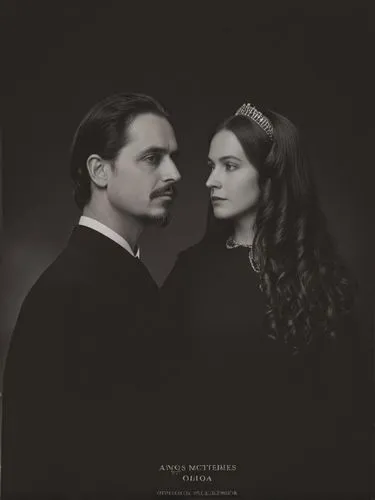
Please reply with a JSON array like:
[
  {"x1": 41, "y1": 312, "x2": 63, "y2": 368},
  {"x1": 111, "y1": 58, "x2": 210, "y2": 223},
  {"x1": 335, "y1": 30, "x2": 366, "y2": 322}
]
[{"x1": 209, "y1": 129, "x2": 246, "y2": 160}]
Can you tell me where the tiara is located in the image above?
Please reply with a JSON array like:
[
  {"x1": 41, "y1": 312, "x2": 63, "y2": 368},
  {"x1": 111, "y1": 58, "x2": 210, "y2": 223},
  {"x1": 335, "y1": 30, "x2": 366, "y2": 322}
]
[{"x1": 235, "y1": 102, "x2": 274, "y2": 140}]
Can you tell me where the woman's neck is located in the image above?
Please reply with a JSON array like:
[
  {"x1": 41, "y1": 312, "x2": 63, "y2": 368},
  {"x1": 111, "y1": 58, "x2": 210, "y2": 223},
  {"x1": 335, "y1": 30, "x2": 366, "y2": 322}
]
[{"x1": 233, "y1": 212, "x2": 256, "y2": 245}]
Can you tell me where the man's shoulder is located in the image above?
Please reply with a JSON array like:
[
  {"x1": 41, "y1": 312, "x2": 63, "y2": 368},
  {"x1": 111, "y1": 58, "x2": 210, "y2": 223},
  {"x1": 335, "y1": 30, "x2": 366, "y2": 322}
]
[
  {"x1": 20, "y1": 256, "x2": 79, "y2": 304},
  {"x1": 31, "y1": 246, "x2": 88, "y2": 290},
  {"x1": 27, "y1": 241, "x2": 146, "y2": 304},
  {"x1": 22, "y1": 243, "x2": 107, "y2": 311}
]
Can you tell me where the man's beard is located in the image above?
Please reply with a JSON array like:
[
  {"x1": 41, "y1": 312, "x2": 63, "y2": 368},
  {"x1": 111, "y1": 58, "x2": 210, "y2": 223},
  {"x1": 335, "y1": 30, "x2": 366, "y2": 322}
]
[
  {"x1": 145, "y1": 184, "x2": 177, "y2": 227},
  {"x1": 141, "y1": 211, "x2": 171, "y2": 228}
]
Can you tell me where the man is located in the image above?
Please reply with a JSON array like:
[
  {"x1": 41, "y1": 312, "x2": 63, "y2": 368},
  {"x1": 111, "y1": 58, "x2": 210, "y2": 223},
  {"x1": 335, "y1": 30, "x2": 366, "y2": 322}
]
[{"x1": 1, "y1": 93, "x2": 181, "y2": 499}]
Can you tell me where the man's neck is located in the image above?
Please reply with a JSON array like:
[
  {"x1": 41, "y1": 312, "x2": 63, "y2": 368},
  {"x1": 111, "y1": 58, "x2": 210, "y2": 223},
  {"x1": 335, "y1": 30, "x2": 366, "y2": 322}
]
[{"x1": 82, "y1": 205, "x2": 143, "y2": 253}]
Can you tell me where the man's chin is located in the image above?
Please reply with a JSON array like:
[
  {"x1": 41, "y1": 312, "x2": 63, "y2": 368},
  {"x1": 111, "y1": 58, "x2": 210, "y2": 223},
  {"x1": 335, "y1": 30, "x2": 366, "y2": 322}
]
[{"x1": 142, "y1": 211, "x2": 171, "y2": 228}]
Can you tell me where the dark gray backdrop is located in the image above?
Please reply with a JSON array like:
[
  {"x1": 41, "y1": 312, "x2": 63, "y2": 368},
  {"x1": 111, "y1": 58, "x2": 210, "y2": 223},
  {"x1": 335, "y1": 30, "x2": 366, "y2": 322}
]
[{"x1": 1, "y1": 2, "x2": 374, "y2": 450}]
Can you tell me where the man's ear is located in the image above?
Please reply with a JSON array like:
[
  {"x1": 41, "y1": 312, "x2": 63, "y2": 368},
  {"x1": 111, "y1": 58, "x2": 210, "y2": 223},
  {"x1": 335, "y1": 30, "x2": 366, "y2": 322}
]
[{"x1": 86, "y1": 154, "x2": 111, "y2": 188}]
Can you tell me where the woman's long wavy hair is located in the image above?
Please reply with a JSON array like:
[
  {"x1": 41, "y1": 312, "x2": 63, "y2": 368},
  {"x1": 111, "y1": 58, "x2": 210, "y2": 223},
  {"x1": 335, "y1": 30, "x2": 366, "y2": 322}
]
[{"x1": 204, "y1": 110, "x2": 355, "y2": 351}]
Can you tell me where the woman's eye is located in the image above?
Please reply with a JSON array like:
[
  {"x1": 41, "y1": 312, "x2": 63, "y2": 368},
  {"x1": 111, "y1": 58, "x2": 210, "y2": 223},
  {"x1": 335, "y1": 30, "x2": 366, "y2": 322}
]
[{"x1": 225, "y1": 163, "x2": 238, "y2": 171}]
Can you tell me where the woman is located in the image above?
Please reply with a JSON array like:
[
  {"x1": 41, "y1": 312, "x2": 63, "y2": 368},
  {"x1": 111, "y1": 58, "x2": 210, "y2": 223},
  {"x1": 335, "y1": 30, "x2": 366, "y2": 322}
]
[{"x1": 161, "y1": 103, "x2": 371, "y2": 498}]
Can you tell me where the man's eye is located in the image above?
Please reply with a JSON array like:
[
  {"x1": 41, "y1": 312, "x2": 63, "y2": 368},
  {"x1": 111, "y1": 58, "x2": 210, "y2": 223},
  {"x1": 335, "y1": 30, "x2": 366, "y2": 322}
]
[
  {"x1": 207, "y1": 162, "x2": 215, "y2": 171},
  {"x1": 144, "y1": 154, "x2": 162, "y2": 166}
]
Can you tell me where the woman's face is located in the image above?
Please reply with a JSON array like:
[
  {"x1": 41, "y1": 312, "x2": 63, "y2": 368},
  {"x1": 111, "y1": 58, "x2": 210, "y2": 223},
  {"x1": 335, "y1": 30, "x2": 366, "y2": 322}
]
[{"x1": 206, "y1": 129, "x2": 260, "y2": 220}]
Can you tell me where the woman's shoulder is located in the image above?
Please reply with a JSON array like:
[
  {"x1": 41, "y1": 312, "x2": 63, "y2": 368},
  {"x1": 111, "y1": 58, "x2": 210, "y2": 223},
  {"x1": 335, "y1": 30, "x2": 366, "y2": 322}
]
[
  {"x1": 162, "y1": 240, "x2": 223, "y2": 289},
  {"x1": 174, "y1": 239, "x2": 219, "y2": 265},
  {"x1": 302, "y1": 309, "x2": 364, "y2": 379}
]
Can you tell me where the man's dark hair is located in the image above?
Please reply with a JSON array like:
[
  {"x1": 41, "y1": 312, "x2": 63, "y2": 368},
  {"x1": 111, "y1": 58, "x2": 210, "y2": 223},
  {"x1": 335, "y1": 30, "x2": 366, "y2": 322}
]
[{"x1": 70, "y1": 92, "x2": 170, "y2": 209}]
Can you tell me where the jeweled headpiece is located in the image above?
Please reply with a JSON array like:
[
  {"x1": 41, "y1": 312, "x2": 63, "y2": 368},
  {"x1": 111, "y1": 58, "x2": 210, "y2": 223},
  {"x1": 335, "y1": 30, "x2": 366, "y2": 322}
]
[{"x1": 235, "y1": 102, "x2": 274, "y2": 141}]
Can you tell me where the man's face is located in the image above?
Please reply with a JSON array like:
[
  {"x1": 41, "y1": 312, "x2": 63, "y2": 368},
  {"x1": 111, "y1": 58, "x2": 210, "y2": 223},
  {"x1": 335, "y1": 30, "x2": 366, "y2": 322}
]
[{"x1": 106, "y1": 113, "x2": 180, "y2": 224}]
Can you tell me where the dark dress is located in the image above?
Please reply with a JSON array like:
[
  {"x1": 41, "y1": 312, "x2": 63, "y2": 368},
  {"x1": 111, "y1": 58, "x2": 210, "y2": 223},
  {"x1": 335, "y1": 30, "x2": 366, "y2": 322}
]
[
  {"x1": 1, "y1": 226, "x2": 162, "y2": 500},
  {"x1": 160, "y1": 240, "x2": 371, "y2": 500}
]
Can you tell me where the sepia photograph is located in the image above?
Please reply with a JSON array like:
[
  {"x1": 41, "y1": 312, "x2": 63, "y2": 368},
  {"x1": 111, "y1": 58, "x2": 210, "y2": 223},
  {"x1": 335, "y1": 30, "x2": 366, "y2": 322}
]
[{"x1": 0, "y1": 1, "x2": 374, "y2": 499}]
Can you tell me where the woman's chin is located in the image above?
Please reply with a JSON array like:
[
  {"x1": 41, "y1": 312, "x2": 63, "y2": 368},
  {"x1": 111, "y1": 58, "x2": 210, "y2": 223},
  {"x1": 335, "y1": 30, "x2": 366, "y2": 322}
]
[{"x1": 212, "y1": 207, "x2": 233, "y2": 220}]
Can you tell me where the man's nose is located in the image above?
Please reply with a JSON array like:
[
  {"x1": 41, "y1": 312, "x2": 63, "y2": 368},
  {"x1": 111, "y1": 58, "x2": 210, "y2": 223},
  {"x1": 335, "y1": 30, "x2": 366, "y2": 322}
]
[{"x1": 161, "y1": 158, "x2": 181, "y2": 183}]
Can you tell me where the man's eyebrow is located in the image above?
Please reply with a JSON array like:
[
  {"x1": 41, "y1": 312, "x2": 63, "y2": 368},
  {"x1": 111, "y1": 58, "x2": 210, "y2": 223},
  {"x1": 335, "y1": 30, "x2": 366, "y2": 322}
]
[
  {"x1": 137, "y1": 146, "x2": 180, "y2": 160},
  {"x1": 137, "y1": 146, "x2": 169, "y2": 159},
  {"x1": 170, "y1": 148, "x2": 179, "y2": 159}
]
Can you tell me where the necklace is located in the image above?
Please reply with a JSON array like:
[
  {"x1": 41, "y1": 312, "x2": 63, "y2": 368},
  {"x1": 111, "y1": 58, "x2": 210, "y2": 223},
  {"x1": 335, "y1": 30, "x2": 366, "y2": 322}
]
[{"x1": 225, "y1": 236, "x2": 260, "y2": 273}]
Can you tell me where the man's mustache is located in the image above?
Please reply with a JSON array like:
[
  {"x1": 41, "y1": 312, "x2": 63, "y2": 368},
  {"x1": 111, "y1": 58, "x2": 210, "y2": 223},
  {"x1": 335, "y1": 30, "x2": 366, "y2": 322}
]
[{"x1": 150, "y1": 184, "x2": 177, "y2": 200}]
